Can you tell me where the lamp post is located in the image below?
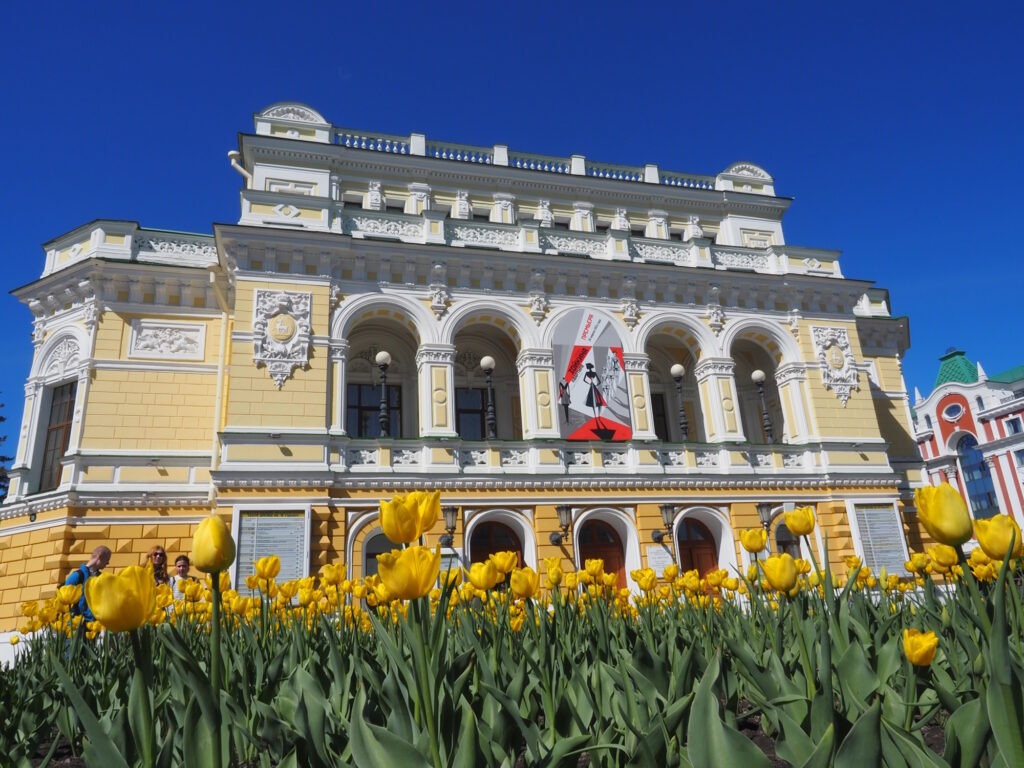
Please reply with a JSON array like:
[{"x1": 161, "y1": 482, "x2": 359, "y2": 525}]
[
  {"x1": 670, "y1": 363, "x2": 688, "y2": 441},
  {"x1": 751, "y1": 369, "x2": 773, "y2": 443},
  {"x1": 440, "y1": 505, "x2": 458, "y2": 548},
  {"x1": 480, "y1": 355, "x2": 497, "y2": 439},
  {"x1": 375, "y1": 350, "x2": 391, "y2": 437},
  {"x1": 550, "y1": 504, "x2": 572, "y2": 546},
  {"x1": 653, "y1": 502, "x2": 676, "y2": 543},
  {"x1": 756, "y1": 501, "x2": 775, "y2": 560}
]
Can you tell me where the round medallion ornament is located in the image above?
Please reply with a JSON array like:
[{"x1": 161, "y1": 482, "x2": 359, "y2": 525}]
[
  {"x1": 826, "y1": 345, "x2": 845, "y2": 371},
  {"x1": 268, "y1": 313, "x2": 297, "y2": 342}
]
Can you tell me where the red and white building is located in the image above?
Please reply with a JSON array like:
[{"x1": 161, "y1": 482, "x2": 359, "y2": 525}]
[{"x1": 914, "y1": 348, "x2": 1024, "y2": 526}]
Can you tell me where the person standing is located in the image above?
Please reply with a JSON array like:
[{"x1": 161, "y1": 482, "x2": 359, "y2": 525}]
[
  {"x1": 148, "y1": 546, "x2": 171, "y2": 586},
  {"x1": 170, "y1": 554, "x2": 198, "y2": 599},
  {"x1": 64, "y1": 545, "x2": 111, "y2": 621}
]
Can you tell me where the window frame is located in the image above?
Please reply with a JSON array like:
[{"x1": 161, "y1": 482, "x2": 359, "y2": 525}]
[
  {"x1": 346, "y1": 382, "x2": 402, "y2": 438},
  {"x1": 37, "y1": 380, "x2": 78, "y2": 493}
]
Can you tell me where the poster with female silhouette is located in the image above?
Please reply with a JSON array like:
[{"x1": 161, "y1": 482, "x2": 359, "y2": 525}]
[{"x1": 552, "y1": 308, "x2": 633, "y2": 441}]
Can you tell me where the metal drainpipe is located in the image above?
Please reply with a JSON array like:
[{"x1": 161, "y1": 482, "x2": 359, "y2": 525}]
[
  {"x1": 227, "y1": 151, "x2": 252, "y2": 182},
  {"x1": 208, "y1": 269, "x2": 230, "y2": 505}
]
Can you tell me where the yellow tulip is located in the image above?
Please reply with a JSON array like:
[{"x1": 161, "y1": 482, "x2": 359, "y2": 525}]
[
  {"x1": 545, "y1": 563, "x2": 563, "y2": 587},
  {"x1": 927, "y1": 543, "x2": 958, "y2": 569},
  {"x1": 905, "y1": 552, "x2": 928, "y2": 574},
  {"x1": 844, "y1": 555, "x2": 861, "y2": 571},
  {"x1": 601, "y1": 572, "x2": 618, "y2": 589},
  {"x1": 971, "y1": 562, "x2": 998, "y2": 582},
  {"x1": 489, "y1": 551, "x2": 519, "y2": 575},
  {"x1": 974, "y1": 515, "x2": 1023, "y2": 560},
  {"x1": 9, "y1": 635, "x2": 18, "y2": 645},
  {"x1": 634, "y1": 569, "x2": 658, "y2": 593},
  {"x1": 740, "y1": 528, "x2": 767, "y2": 553},
  {"x1": 20, "y1": 601, "x2": 38, "y2": 617},
  {"x1": 256, "y1": 555, "x2": 281, "y2": 580},
  {"x1": 468, "y1": 560, "x2": 501, "y2": 591},
  {"x1": 784, "y1": 506, "x2": 816, "y2": 536},
  {"x1": 903, "y1": 628, "x2": 938, "y2": 666},
  {"x1": 320, "y1": 563, "x2": 341, "y2": 586},
  {"x1": 510, "y1": 567, "x2": 540, "y2": 599},
  {"x1": 56, "y1": 584, "x2": 82, "y2": 607},
  {"x1": 662, "y1": 564, "x2": 679, "y2": 581},
  {"x1": 761, "y1": 554, "x2": 798, "y2": 592},
  {"x1": 375, "y1": 545, "x2": 439, "y2": 601},
  {"x1": 915, "y1": 482, "x2": 973, "y2": 546},
  {"x1": 440, "y1": 568, "x2": 463, "y2": 588},
  {"x1": 585, "y1": 559, "x2": 605, "y2": 579},
  {"x1": 564, "y1": 572, "x2": 578, "y2": 590},
  {"x1": 193, "y1": 515, "x2": 236, "y2": 574},
  {"x1": 85, "y1": 563, "x2": 157, "y2": 633},
  {"x1": 379, "y1": 490, "x2": 440, "y2": 545}
]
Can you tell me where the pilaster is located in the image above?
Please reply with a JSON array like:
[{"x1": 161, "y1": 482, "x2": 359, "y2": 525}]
[
  {"x1": 623, "y1": 353, "x2": 657, "y2": 441},
  {"x1": 694, "y1": 357, "x2": 745, "y2": 442},
  {"x1": 516, "y1": 348, "x2": 559, "y2": 439},
  {"x1": 416, "y1": 344, "x2": 457, "y2": 438}
]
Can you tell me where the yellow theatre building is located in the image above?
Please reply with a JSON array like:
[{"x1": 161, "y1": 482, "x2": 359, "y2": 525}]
[{"x1": 0, "y1": 102, "x2": 927, "y2": 631}]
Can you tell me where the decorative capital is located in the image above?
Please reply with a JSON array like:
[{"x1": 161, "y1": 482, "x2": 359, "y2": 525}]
[
  {"x1": 694, "y1": 357, "x2": 735, "y2": 380},
  {"x1": 416, "y1": 344, "x2": 457, "y2": 366}
]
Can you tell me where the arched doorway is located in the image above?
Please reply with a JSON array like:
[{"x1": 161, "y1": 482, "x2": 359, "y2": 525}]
[
  {"x1": 774, "y1": 523, "x2": 800, "y2": 558},
  {"x1": 469, "y1": 521, "x2": 523, "y2": 566},
  {"x1": 674, "y1": 518, "x2": 717, "y2": 575},
  {"x1": 577, "y1": 519, "x2": 626, "y2": 588}
]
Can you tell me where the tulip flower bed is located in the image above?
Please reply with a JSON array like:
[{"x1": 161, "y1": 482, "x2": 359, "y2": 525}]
[{"x1": 2, "y1": 491, "x2": 1023, "y2": 767}]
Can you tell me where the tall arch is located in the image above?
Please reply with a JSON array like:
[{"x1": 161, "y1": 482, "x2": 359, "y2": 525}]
[
  {"x1": 440, "y1": 298, "x2": 539, "y2": 349},
  {"x1": 333, "y1": 292, "x2": 437, "y2": 345},
  {"x1": 719, "y1": 318, "x2": 801, "y2": 366},
  {"x1": 463, "y1": 508, "x2": 537, "y2": 569},
  {"x1": 572, "y1": 507, "x2": 642, "y2": 592},
  {"x1": 633, "y1": 312, "x2": 717, "y2": 361},
  {"x1": 671, "y1": 506, "x2": 738, "y2": 575}
]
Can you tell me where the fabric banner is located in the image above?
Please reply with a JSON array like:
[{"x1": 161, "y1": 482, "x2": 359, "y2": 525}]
[{"x1": 552, "y1": 308, "x2": 632, "y2": 441}]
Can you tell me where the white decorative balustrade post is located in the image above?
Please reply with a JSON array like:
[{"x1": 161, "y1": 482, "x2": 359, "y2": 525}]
[
  {"x1": 694, "y1": 358, "x2": 746, "y2": 442},
  {"x1": 416, "y1": 344, "x2": 457, "y2": 438}
]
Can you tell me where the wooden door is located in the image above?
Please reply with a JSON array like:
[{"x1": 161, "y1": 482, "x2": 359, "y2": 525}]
[
  {"x1": 470, "y1": 521, "x2": 523, "y2": 566},
  {"x1": 674, "y1": 518, "x2": 717, "y2": 575},
  {"x1": 577, "y1": 519, "x2": 626, "y2": 588}
]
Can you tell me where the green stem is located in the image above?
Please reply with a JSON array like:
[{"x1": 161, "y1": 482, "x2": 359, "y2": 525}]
[
  {"x1": 129, "y1": 631, "x2": 155, "y2": 768},
  {"x1": 955, "y1": 545, "x2": 993, "y2": 636},
  {"x1": 411, "y1": 598, "x2": 443, "y2": 768},
  {"x1": 903, "y1": 658, "x2": 916, "y2": 731},
  {"x1": 210, "y1": 572, "x2": 224, "y2": 768}
]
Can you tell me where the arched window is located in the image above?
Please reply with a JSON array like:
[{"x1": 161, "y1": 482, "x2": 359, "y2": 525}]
[
  {"x1": 577, "y1": 519, "x2": 626, "y2": 587},
  {"x1": 957, "y1": 434, "x2": 999, "y2": 519},
  {"x1": 775, "y1": 523, "x2": 801, "y2": 558},
  {"x1": 363, "y1": 532, "x2": 392, "y2": 579},
  {"x1": 674, "y1": 518, "x2": 717, "y2": 576},
  {"x1": 469, "y1": 521, "x2": 523, "y2": 566}
]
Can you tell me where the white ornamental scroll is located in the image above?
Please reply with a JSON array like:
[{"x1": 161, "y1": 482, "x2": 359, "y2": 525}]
[
  {"x1": 253, "y1": 290, "x2": 312, "y2": 388},
  {"x1": 811, "y1": 326, "x2": 860, "y2": 406}
]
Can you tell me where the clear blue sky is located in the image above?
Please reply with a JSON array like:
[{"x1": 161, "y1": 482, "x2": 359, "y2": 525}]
[{"x1": 2, "y1": 1, "x2": 1022, "y2": 449}]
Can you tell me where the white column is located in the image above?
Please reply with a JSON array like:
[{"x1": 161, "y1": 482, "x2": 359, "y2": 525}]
[
  {"x1": 694, "y1": 358, "x2": 746, "y2": 442},
  {"x1": 622, "y1": 353, "x2": 657, "y2": 441},
  {"x1": 330, "y1": 341, "x2": 349, "y2": 433},
  {"x1": 774, "y1": 363, "x2": 811, "y2": 443},
  {"x1": 516, "y1": 349, "x2": 559, "y2": 439},
  {"x1": 416, "y1": 344, "x2": 457, "y2": 438}
]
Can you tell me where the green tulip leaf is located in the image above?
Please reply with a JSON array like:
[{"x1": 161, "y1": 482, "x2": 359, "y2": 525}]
[
  {"x1": 51, "y1": 654, "x2": 130, "y2": 768},
  {"x1": 834, "y1": 700, "x2": 881, "y2": 768},
  {"x1": 687, "y1": 652, "x2": 770, "y2": 768}
]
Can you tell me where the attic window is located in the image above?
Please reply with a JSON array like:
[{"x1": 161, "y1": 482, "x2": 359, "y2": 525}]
[{"x1": 942, "y1": 403, "x2": 964, "y2": 422}]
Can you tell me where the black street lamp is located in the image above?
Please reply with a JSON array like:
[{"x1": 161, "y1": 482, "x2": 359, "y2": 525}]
[
  {"x1": 440, "y1": 505, "x2": 458, "y2": 548},
  {"x1": 756, "y1": 501, "x2": 775, "y2": 532},
  {"x1": 670, "y1": 363, "x2": 688, "y2": 441},
  {"x1": 751, "y1": 369, "x2": 774, "y2": 443},
  {"x1": 480, "y1": 355, "x2": 497, "y2": 439},
  {"x1": 550, "y1": 504, "x2": 572, "y2": 546},
  {"x1": 653, "y1": 503, "x2": 676, "y2": 543},
  {"x1": 376, "y1": 350, "x2": 391, "y2": 437}
]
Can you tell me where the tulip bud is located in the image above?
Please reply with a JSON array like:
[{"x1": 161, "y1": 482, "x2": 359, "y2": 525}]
[
  {"x1": 915, "y1": 482, "x2": 972, "y2": 546},
  {"x1": 192, "y1": 515, "x2": 236, "y2": 574}
]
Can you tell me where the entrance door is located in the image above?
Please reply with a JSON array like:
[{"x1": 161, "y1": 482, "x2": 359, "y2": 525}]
[
  {"x1": 577, "y1": 519, "x2": 626, "y2": 588},
  {"x1": 675, "y1": 518, "x2": 717, "y2": 575},
  {"x1": 470, "y1": 521, "x2": 523, "y2": 566}
]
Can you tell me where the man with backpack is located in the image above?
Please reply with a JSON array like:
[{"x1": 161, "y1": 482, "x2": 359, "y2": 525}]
[{"x1": 63, "y1": 545, "x2": 111, "y2": 620}]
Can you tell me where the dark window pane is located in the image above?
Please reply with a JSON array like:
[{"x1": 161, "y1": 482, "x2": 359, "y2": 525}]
[
  {"x1": 39, "y1": 382, "x2": 77, "y2": 493},
  {"x1": 957, "y1": 434, "x2": 999, "y2": 519},
  {"x1": 652, "y1": 393, "x2": 668, "y2": 441}
]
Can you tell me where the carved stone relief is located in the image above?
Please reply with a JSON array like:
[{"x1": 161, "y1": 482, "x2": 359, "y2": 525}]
[
  {"x1": 129, "y1": 320, "x2": 205, "y2": 361},
  {"x1": 253, "y1": 290, "x2": 313, "y2": 388},
  {"x1": 811, "y1": 326, "x2": 860, "y2": 406}
]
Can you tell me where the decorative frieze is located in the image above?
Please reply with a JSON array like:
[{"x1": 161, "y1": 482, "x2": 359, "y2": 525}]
[
  {"x1": 714, "y1": 250, "x2": 770, "y2": 271},
  {"x1": 128, "y1": 320, "x2": 205, "y2": 361},
  {"x1": 542, "y1": 232, "x2": 607, "y2": 258},
  {"x1": 252, "y1": 290, "x2": 312, "y2": 388}
]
